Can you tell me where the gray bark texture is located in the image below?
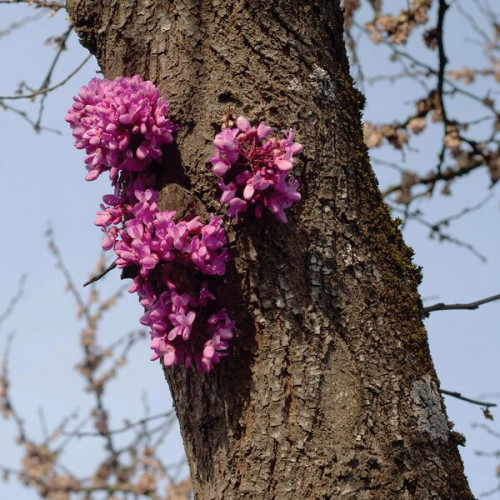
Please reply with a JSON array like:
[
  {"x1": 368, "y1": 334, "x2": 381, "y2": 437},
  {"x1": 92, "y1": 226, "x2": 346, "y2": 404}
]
[{"x1": 67, "y1": 1, "x2": 473, "y2": 498}]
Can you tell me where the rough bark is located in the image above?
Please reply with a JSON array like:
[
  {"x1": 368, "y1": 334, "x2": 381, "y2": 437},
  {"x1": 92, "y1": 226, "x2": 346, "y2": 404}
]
[{"x1": 67, "y1": 1, "x2": 473, "y2": 498}]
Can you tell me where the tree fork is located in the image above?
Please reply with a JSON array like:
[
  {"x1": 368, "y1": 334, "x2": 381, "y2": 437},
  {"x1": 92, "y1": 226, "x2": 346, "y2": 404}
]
[{"x1": 67, "y1": 0, "x2": 473, "y2": 498}]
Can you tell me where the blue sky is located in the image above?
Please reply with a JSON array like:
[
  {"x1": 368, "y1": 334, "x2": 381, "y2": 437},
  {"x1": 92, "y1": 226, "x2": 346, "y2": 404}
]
[{"x1": 1, "y1": 2, "x2": 499, "y2": 498}]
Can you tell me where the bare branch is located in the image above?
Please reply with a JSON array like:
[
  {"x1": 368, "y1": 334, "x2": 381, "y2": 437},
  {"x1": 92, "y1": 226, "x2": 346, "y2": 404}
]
[
  {"x1": 1, "y1": 332, "x2": 28, "y2": 442},
  {"x1": 436, "y1": 0, "x2": 450, "y2": 130},
  {"x1": 83, "y1": 260, "x2": 117, "y2": 287},
  {"x1": 440, "y1": 389, "x2": 497, "y2": 408},
  {"x1": 0, "y1": 21, "x2": 92, "y2": 134},
  {"x1": 72, "y1": 484, "x2": 162, "y2": 499},
  {"x1": 0, "y1": 54, "x2": 92, "y2": 102},
  {"x1": 0, "y1": 0, "x2": 66, "y2": 11},
  {"x1": 382, "y1": 157, "x2": 485, "y2": 199},
  {"x1": 390, "y1": 204, "x2": 488, "y2": 262},
  {"x1": 0, "y1": 100, "x2": 61, "y2": 133},
  {"x1": 0, "y1": 274, "x2": 26, "y2": 330},
  {"x1": 0, "y1": 11, "x2": 46, "y2": 38},
  {"x1": 45, "y1": 228, "x2": 119, "y2": 459},
  {"x1": 37, "y1": 407, "x2": 49, "y2": 440},
  {"x1": 472, "y1": 423, "x2": 500, "y2": 439},
  {"x1": 34, "y1": 24, "x2": 72, "y2": 130},
  {"x1": 422, "y1": 293, "x2": 500, "y2": 316},
  {"x1": 64, "y1": 411, "x2": 176, "y2": 438},
  {"x1": 479, "y1": 486, "x2": 500, "y2": 498}
]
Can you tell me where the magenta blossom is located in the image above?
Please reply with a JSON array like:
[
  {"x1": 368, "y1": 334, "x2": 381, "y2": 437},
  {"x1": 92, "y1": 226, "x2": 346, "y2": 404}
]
[
  {"x1": 210, "y1": 116, "x2": 302, "y2": 223},
  {"x1": 96, "y1": 189, "x2": 234, "y2": 373},
  {"x1": 107, "y1": 191, "x2": 230, "y2": 281},
  {"x1": 69, "y1": 76, "x2": 237, "y2": 373},
  {"x1": 66, "y1": 75, "x2": 177, "y2": 184},
  {"x1": 146, "y1": 292, "x2": 235, "y2": 373}
]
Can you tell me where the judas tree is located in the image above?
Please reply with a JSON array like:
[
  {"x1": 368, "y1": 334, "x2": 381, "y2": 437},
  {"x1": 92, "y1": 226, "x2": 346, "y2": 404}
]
[{"x1": 60, "y1": 0, "x2": 475, "y2": 498}]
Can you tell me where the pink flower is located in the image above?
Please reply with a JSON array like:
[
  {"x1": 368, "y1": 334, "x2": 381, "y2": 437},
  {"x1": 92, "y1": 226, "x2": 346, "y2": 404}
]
[
  {"x1": 196, "y1": 310, "x2": 235, "y2": 372},
  {"x1": 168, "y1": 309, "x2": 196, "y2": 341},
  {"x1": 189, "y1": 215, "x2": 230, "y2": 275},
  {"x1": 132, "y1": 189, "x2": 158, "y2": 225},
  {"x1": 209, "y1": 116, "x2": 302, "y2": 223},
  {"x1": 66, "y1": 76, "x2": 177, "y2": 184},
  {"x1": 144, "y1": 286, "x2": 235, "y2": 373}
]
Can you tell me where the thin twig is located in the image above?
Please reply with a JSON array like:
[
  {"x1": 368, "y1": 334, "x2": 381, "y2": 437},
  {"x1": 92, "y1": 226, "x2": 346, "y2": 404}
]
[
  {"x1": 83, "y1": 261, "x2": 117, "y2": 287},
  {"x1": 382, "y1": 159, "x2": 485, "y2": 198},
  {"x1": 436, "y1": 0, "x2": 450, "y2": 125},
  {"x1": 422, "y1": 293, "x2": 500, "y2": 316},
  {"x1": 0, "y1": 100, "x2": 62, "y2": 134},
  {"x1": 1, "y1": 332, "x2": 28, "y2": 442},
  {"x1": 34, "y1": 25, "x2": 72, "y2": 130},
  {"x1": 390, "y1": 204, "x2": 487, "y2": 262},
  {"x1": 440, "y1": 389, "x2": 497, "y2": 408},
  {"x1": 0, "y1": 0, "x2": 65, "y2": 10},
  {"x1": 479, "y1": 485, "x2": 500, "y2": 498},
  {"x1": 64, "y1": 411, "x2": 175, "y2": 437},
  {"x1": 472, "y1": 423, "x2": 500, "y2": 439},
  {"x1": 354, "y1": 20, "x2": 499, "y2": 115},
  {"x1": 104, "y1": 329, "x2": 146, "y2": 355},
  {"x1": 45, "y1": 228, "x2": 119, "y2": 460},
  {"x1": 0, "y1": 274, "x2": 26, "y2": 329},
  {"x1": 0, "y1": 11, "x2": 46, "y2": 38},
  {"x1": 0, "y1": 55, "x2": 91, "y2": 102},
  {"x1": 37, "y1": 407, "x2": 49, "y2": 440}
]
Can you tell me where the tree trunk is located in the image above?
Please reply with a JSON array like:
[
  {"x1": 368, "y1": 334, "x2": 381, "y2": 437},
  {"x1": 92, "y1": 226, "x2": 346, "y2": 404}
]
[{"x1": 67, "y1": 1, "x2": 473, "y2": 498}]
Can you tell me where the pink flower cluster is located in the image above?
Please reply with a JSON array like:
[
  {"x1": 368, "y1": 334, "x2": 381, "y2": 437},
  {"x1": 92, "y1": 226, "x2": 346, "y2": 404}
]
[
  {"x1": 68, "y1": 76, "x2": 235, "y2": 373},
  {"x1": 65, "y1": 75, "x2": 177, "y2": 185},
  {"x1": 95, "y1": 189, "x2": 230, "y2": 277},
  {"x1": 98, "y1": 189, "x2": 233, "y2": 373},
  {"x1": 69, "y1": 77, "x2": 305, "y2": 372},
  {"x1": 146, "y1": 293, "x2": 234, "y2": 373},
  {"x1": 210, "y1": 116, "x2": 302, "y2": 223}
]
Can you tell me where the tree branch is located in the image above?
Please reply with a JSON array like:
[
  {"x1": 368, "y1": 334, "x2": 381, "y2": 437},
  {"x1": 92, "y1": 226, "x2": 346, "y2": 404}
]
[
  {"x1": 422, "y1": 293, "x2": 500, "y2": 316},
  {"x1": 64, "y1": 411, "x2": 175, "y2": 437},
  {"x1": 390, "y1": 203, "x2": 487, "y2": 262},
  {"x1": 436, "y1": 0, "x2": 450, "y2": 125},
  {"x1": 440, "y1": 389, "x2": 497, "y2": 408},
  {"x1": 83, "y1": 260, "x2": 117, "y2": 287},
  {"x1": 0, "y1": 274, "x2": 26, "y2": 329},
  {"x1": 0, "y1": 0, "x2": 65, "y2": 10},
  {"x1": 0, "y1": 54, "x2": 91, "y2": 102}
]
